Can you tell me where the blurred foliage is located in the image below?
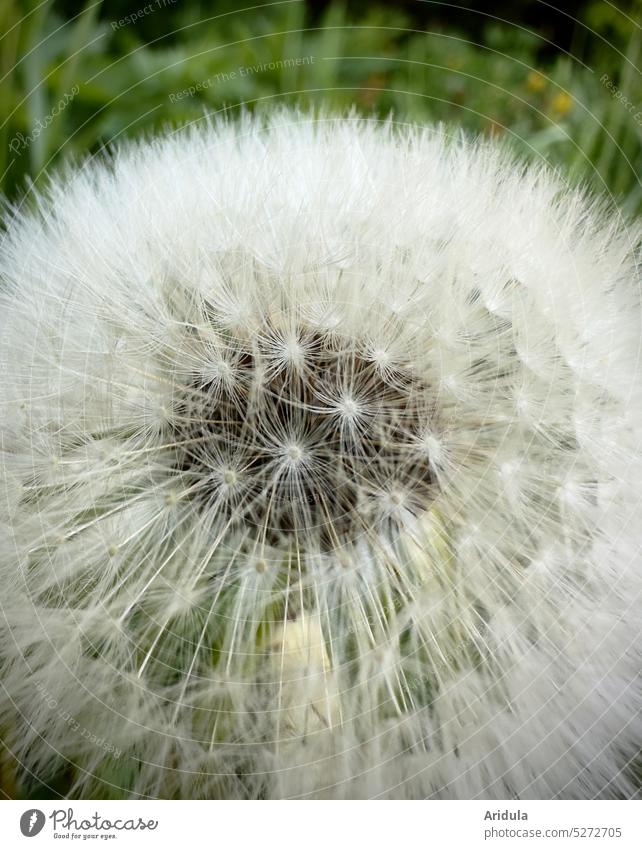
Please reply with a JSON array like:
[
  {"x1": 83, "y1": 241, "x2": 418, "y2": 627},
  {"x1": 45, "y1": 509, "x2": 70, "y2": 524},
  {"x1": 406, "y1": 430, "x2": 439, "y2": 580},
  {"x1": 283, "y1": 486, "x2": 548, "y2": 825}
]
[{"x1": 0, "y1": 0, "x2": 641, "y2": 214}]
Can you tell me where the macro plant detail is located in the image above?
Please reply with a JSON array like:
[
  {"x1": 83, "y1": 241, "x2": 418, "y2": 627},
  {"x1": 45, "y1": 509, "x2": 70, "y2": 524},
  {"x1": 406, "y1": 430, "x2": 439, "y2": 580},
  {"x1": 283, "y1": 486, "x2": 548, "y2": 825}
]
[
  {"x1": 171, "y1": 323, "x2": 438, "y2": 550},
  {"x1": 0, "y1": 112, "x2": 641, "y2": 800}
]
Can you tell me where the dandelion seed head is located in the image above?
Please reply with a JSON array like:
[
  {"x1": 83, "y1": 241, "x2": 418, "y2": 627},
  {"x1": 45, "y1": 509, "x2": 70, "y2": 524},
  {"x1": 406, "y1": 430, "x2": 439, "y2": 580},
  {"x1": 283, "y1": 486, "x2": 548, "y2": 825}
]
[{"x1": 1, "y1": 111, "x2": 641, "y2": 800}]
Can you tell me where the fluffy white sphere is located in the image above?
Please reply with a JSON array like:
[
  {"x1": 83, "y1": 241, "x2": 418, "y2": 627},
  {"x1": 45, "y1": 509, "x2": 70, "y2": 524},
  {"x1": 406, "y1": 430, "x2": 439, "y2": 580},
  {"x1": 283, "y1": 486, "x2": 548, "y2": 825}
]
[{"x1": 1, "y1": 111, "x2": 641, "y2": 799}]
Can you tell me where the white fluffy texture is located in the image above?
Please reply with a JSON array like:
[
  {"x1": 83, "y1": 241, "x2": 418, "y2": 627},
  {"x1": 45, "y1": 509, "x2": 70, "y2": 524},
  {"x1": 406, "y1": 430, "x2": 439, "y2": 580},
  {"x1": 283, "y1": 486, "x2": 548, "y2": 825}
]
[{"x1": 1, "y1": 112, "x2": 641, "y2": 799}]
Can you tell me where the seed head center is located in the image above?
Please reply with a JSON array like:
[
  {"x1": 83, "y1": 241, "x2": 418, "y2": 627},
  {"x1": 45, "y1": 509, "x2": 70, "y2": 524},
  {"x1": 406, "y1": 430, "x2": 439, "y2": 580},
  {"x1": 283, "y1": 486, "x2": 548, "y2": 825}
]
[{"x1": 172, "y1": 326, "x2": 437, "y2": 550}]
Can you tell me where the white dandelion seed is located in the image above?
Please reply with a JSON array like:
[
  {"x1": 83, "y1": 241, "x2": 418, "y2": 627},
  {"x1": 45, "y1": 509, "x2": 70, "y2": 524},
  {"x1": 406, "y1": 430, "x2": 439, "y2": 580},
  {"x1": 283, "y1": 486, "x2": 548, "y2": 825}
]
[{"x1": 1, "y1": 110, "x2": 641, "y2": 799}]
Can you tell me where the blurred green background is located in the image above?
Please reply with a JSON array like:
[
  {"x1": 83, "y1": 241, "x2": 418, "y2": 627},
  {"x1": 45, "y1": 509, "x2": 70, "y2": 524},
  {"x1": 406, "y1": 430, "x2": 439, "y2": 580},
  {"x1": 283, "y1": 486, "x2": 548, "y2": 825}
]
[{"x1": 1, "y1": 0, "x2": 641, "y2": 214}]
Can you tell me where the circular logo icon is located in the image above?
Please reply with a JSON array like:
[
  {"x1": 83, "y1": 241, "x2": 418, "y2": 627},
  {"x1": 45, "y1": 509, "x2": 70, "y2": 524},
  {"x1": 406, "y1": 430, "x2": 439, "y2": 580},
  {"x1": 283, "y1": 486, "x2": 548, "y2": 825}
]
[{"x1": 20, "y1": 809, "x2": 45, "y2": 837}]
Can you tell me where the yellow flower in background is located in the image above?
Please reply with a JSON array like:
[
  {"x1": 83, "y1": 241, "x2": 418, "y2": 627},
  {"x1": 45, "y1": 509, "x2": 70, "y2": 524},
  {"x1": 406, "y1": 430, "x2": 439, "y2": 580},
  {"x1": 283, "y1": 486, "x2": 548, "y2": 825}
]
[
  {"x1": 526, "y1": 70, "x2": 547, "y2": 92},
  {"x1": 447, "y1": 54, "x2": 465, "y2": 70},
  {"x1": 552, "y1": 90, "x2": 574, "y2": 115}
]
